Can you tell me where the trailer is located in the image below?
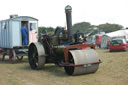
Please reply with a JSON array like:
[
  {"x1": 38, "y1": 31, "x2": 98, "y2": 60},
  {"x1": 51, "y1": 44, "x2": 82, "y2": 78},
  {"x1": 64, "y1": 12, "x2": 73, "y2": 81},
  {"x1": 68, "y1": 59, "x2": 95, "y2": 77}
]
[{"x1": 0, "y1": 15, "x2": 38, "y2": 63}]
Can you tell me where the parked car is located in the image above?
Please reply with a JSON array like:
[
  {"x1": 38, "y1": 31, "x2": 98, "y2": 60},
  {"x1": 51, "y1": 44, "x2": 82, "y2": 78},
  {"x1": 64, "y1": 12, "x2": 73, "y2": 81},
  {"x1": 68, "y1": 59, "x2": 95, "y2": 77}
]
[{"x1": 109, "y1": 38, "x2": 128, "y2": 51}]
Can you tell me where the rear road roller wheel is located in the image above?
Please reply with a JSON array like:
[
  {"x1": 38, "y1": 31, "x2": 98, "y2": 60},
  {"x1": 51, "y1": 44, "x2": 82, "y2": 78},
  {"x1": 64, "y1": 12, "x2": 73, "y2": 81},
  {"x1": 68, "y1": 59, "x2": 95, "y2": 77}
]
[{"x1": 28, "y1": 43, "x2": 45, "y2": 69}]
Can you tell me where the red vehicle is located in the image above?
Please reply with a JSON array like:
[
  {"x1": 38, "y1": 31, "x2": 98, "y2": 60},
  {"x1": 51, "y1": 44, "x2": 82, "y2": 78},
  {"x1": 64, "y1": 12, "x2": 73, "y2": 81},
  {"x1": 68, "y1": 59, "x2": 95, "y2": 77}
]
[
  {"x1": 95, "y1": 35, "x2": 102, "y2": 48},
  {"x1": 109, "y1": 38, "x2": 128, "y2": 51}
]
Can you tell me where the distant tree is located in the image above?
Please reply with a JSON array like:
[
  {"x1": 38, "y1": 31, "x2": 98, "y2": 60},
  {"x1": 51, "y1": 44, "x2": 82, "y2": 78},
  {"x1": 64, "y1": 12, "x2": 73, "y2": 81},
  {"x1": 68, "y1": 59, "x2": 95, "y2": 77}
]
[
  {"x1": 72, "y1": 22, "x2": 93, "y2": 34},
  {"x1": 38, "y1": 26, "x2": 55, "y2": 34},
  {"x1": 97, "y1": 23, "x2": 123, "y2": 33},
  {"x1": 38, "y1": 22, "x2": 123, "y2": 37}
]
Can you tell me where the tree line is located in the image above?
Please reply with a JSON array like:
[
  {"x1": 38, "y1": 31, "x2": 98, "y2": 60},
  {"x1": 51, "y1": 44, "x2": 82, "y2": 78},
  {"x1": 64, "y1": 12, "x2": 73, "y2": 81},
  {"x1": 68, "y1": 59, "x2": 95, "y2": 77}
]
[{"x1": 38, "y1": 22, "x2": 124, "y2": 36}]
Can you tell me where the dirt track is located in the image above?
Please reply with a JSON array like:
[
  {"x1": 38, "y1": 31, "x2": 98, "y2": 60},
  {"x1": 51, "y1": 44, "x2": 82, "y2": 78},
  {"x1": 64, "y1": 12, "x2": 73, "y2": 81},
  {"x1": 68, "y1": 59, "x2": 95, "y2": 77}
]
[{"x1": 0, "y1": 49, "x2": 128, "y2": 85}]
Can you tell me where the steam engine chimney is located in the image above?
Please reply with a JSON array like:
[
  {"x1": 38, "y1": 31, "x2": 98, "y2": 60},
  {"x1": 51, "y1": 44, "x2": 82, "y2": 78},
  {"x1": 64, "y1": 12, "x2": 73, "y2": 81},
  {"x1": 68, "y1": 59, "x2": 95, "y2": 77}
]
[{"x1": 65, "y1": 5, "x2": 72, "y2": 42}]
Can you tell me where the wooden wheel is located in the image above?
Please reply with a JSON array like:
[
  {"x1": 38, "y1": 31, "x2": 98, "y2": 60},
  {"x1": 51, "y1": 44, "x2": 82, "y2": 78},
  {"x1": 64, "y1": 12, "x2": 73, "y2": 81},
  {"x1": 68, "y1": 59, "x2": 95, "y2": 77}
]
[
  {"x1": 16, "y1": 56, "x2": 23, "y2": 61},
  {"x1": 9, "y1": 49, "x2": 16, "y2": 64}
]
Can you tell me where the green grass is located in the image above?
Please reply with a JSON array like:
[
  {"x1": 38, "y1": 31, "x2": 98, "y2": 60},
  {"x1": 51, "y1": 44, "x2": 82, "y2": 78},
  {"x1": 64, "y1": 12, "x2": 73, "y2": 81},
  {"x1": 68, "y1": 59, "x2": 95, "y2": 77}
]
[{"x1": 0, "y1": 49, "x2": 128, "y2": 85}]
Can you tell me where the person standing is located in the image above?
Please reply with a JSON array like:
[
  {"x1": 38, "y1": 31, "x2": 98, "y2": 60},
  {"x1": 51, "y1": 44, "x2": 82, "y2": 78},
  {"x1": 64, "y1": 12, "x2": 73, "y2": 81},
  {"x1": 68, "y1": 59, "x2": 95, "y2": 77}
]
[{"x1": 21, "y1": 24, "x2": 28, "y2": 45}]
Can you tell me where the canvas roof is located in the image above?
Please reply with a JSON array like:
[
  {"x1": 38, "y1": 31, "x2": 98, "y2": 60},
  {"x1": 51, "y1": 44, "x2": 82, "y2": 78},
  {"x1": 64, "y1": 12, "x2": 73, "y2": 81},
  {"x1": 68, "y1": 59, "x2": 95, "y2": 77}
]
[{"x1": 105, "y1": 29, "x2": 128, "y2": 38}]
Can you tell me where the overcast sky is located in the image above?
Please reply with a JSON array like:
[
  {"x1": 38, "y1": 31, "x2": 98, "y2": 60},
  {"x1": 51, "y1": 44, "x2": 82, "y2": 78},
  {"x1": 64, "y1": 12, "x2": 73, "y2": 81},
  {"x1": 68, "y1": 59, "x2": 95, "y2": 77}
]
[{"x1": 0, "y1": 0, "x2": 128, "y2": 28}]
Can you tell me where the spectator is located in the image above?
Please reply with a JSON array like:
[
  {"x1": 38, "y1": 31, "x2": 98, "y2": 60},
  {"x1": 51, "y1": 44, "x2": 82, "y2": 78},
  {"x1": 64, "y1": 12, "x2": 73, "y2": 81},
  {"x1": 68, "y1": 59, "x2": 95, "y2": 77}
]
[{"x1": 21, "y1": 24, "x2": 28, "y2": 45}]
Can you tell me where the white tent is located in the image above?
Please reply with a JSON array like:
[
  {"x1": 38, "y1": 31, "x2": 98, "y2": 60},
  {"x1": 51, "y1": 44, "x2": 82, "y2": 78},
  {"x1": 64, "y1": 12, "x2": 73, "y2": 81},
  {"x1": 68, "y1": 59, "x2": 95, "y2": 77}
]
[
  {"x1": 101, "y1": 29, "x2": 128, "y2": 48},
  {"x1": 106, "y1": 30, "x2": 128, "y2": 38}
]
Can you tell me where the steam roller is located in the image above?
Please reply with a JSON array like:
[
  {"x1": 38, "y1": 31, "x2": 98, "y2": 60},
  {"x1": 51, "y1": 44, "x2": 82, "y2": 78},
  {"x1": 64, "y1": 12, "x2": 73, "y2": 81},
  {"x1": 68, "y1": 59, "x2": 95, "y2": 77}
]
[{"x1": 28, "y1": 5, "x2": 101, "y2": 75}]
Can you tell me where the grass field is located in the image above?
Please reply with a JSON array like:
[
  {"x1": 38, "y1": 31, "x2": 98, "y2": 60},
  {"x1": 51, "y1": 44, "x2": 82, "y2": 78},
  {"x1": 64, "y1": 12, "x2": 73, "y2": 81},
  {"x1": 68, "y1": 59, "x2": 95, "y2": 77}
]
[{"x1": 0, "y1": 49, "x2": 128, "y2": 85}]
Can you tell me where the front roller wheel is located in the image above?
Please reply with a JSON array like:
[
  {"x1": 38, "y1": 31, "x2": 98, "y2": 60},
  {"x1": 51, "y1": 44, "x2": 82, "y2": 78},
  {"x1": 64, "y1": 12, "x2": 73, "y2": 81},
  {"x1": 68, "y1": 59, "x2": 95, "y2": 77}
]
[
  {"x1": 64, "y1": 52, "x2": 75, "y2": 75},
  {"x1": 28, "y1": 43, "x2": 46, "y2": 69},
  {"x1": 64, "y1": 49, "x2": 100, "y2": 75}
]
